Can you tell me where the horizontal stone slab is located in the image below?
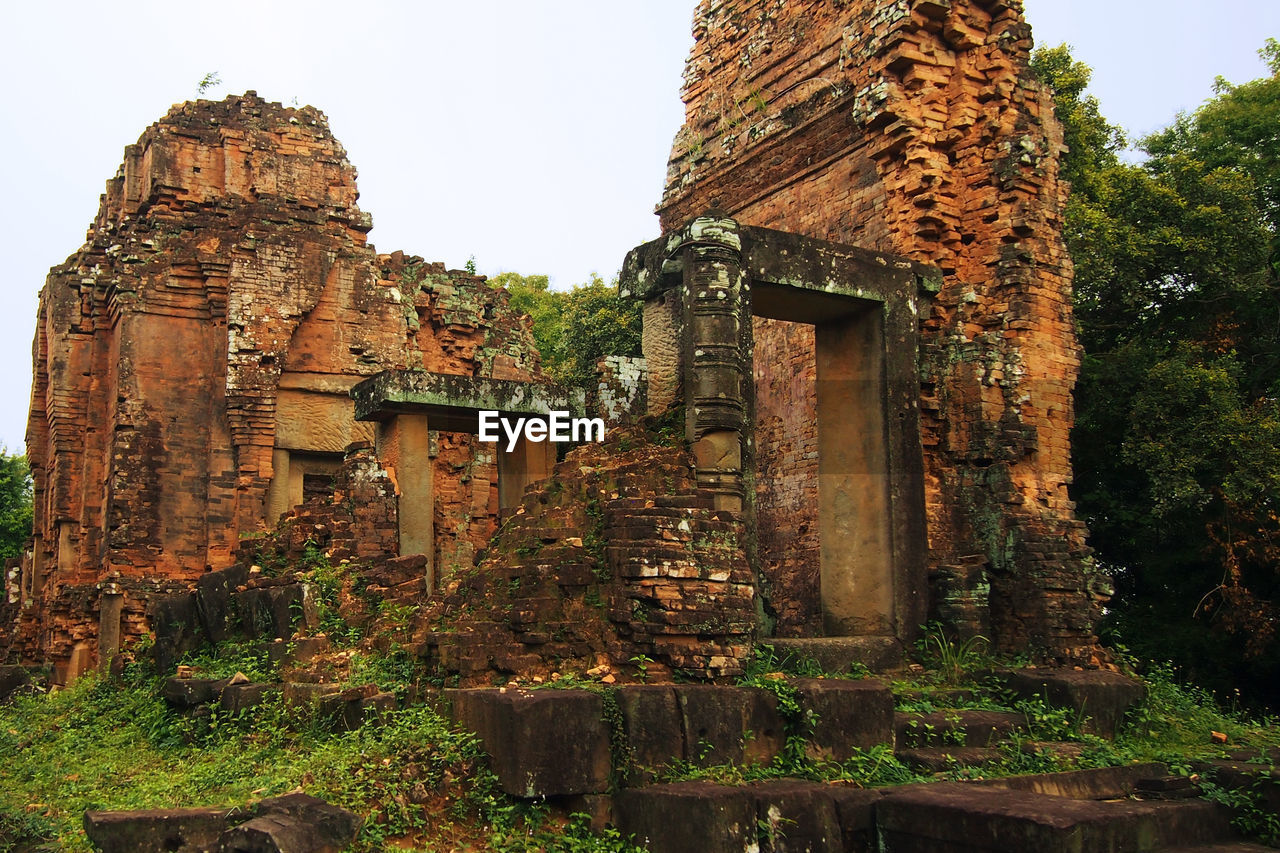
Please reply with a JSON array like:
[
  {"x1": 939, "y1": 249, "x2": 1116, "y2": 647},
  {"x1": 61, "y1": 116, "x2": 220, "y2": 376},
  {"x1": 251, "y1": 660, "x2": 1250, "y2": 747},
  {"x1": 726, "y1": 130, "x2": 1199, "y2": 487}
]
[{"x1": 352, "y1": 370, "x2": 584, "y2": 429}]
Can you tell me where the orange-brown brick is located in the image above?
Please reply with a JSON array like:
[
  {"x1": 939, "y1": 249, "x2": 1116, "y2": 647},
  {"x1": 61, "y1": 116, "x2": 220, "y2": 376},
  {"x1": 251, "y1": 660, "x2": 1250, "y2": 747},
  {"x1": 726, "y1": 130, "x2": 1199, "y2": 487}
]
[{"x1": 659, "y1": 0, "x2": 1102, "y2": 659}]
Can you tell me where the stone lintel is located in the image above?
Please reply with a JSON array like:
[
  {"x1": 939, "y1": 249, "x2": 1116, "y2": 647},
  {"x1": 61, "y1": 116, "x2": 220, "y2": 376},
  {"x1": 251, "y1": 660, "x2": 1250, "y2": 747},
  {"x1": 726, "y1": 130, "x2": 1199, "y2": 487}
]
[
  {"x1": 620, "y1": 217, "x2": 942, "y2": 305},
  {"x1": 351, "y1": 370, "x2": 585, "y2": 432}
]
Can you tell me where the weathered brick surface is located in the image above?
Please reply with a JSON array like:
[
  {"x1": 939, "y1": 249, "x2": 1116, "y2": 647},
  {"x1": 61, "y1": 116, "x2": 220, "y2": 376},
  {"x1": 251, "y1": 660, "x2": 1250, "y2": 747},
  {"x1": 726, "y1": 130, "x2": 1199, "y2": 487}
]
[
  {"x1": 659, "y1": 0, "x2": 1103, "y2": 659},
  {"x1": 416, "y1": 423, "x2": 756, "y2": 685},
  {"x1": 7, "y1": 93, "x2": 542, "y2": 674}
]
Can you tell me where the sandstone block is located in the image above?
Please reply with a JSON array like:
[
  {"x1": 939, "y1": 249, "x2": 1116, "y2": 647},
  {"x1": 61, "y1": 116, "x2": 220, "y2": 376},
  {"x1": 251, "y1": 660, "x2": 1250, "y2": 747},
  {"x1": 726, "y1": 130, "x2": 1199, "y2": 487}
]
[
  {"x1": 994, "y1": 668, "x2": 1146, "y2": 738},
  {"x1": 0, "y1": 665, "x2": 32, "y2": 704},
  {"x1": 445, "y1": 687, "x2": 610, "y2": 797},
  {"x1": 614, "y1": 782, "x2": 756, "y2": 853},
  {"x1": 786, "y1": 677, "x2": 894, "y2": 760},
  {"x1": 749, "y1": 779, "x2": 842, "y2": 853},
  {"x1": 614, "y1": 684, "x2": 684, "y2": 784},
  {"x1": 84, "y1": 806, "x2": 245, "y2": 853},
  {"x1": 673, "y1": 685, "x2": 784, "y2": 768}
]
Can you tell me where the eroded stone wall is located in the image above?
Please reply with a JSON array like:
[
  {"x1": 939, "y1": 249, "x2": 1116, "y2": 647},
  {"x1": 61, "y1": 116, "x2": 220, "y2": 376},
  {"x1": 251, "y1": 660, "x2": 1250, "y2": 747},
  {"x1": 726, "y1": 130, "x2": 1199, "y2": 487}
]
[
  {"x1": 7, "y1": 93, "x2": 543, "y2": 673},
  {"x1": 415, "y1": 423, "x2": 755, "y2": 686},
  {"x1": 660, "y1": 0, "x2": 1101, "y2": 658}
]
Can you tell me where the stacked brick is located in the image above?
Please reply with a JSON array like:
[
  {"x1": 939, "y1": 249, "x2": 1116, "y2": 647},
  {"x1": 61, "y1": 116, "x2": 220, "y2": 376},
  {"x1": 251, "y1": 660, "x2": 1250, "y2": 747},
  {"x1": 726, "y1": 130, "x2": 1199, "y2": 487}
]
[
  {"x1": 752, "y1": 317, "x2": 821, "y2": 635},
  {"x1": 7, "y1": 93, "x2": 543, "y2": 674},
  {"x1": 659, "y1": 0, "x2": 1103, "y2": 659},
  {"x1": 240, "y1": 444, "x2": 399, "y2": 568},
  {"x1": 415, "y1": 424, "x2": 755, "y2": 686}
]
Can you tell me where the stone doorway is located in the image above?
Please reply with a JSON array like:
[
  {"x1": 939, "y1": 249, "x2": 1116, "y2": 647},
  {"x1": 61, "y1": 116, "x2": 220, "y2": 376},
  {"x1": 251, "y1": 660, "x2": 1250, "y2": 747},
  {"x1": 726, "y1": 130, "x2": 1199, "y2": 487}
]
[
  {"x1": 752, "y1": 294, "x2": 895, "y2": 640},
  {"x1": 622, "y1": 216, "x2": 935, "y2": 653}
]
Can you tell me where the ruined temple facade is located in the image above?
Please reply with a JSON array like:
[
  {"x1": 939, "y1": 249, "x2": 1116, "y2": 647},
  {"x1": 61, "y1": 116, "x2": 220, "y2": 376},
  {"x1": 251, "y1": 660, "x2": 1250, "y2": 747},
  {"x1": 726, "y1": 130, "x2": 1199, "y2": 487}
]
[
  {"x1": 653, "y1": 0, "x2": 1103, "y2": 658},
  {"x1": 7, "y1": 0, "x2": 1105, "y2": 683},
  {"x1": 6, "y1": 93, "x2": 545, "y2": 679}
]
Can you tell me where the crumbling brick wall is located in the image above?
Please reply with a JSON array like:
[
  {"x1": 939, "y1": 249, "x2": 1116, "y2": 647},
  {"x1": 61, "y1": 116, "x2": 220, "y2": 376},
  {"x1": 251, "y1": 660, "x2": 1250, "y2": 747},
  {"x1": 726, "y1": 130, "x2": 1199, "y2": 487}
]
[
  {"x1": 8, "y1": 93, "x2": 543, "y2": 673},
  {"x1": 659, "y1": 0, "x2": 1102, "y2": 659},
  {"x1": 415, "y1": 423, "x2": 755, "y2": 686}
]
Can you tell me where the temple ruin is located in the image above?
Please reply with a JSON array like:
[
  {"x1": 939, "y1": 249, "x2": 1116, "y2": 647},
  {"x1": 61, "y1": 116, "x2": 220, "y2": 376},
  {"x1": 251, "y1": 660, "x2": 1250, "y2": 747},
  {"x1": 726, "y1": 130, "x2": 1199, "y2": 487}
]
[
  {"x1": 2, "y1": 93, "x2": 556, "y2": 681},
  {"x1": 3, "y1": 0, "x2": 1107, "y2": 685},
  {"x1": 651, "y1": 0, "x2": 1104, "y2": 660}
]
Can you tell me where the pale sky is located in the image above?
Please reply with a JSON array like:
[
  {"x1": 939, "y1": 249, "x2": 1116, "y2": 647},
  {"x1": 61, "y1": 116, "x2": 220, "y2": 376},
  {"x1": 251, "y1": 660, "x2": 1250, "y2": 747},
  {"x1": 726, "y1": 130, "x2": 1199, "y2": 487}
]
[{"x1": 2, "y1": 2, "x2": 1278, "y2": 453}]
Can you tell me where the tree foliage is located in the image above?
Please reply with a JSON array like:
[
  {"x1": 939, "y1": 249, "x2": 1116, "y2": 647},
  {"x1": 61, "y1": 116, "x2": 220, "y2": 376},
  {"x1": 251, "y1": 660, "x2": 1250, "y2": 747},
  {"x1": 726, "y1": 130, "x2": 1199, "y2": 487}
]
[
  {"x1": 0, "y1": 450, "x2": 33, "y2": 562},
  {"x1": 488, "y1": 272, "x2": 642, "y2": 391},
  {"x1": 1035, "y1": 42, "x2": 1280, "y2": 704}
]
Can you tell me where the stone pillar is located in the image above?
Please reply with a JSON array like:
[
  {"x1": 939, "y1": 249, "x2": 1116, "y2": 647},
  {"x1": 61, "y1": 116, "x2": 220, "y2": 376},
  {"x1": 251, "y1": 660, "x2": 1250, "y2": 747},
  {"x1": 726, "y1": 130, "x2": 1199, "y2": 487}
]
[
  {"x1": 97, "y1": 583, "x2": 123, "y2": 671},
  {"x1": 497, "y1": 436, "x2": 556, "y2": 511},
  {"x1": 265, "y1": 448, "x2": 292, "y2": 525},
  {"x1": 677, "y1": 215, "x2": 751, "y2": 512},
  {"x1": 57, "y1": 520, "x2": 75, "y2": 574},
  {"x1": 65, "y1": 641, "x2": 93, "y2": 687},
  {"x1": 375, "y1": 413, "x2": 434, "y2": 586}
]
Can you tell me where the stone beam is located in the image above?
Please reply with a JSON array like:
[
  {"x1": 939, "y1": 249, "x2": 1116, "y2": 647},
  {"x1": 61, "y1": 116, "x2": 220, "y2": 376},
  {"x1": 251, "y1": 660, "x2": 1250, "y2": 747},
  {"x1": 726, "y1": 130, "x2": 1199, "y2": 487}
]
[{"x1": 352, "y1": 370, "x2": 584, "y2": 431}]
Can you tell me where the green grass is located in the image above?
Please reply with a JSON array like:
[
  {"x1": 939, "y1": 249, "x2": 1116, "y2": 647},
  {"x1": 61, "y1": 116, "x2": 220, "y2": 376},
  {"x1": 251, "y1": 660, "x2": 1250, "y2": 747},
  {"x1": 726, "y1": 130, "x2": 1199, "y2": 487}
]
[
  {"x1": 5, "y1": 625, "x2": 1280, "y2": 851},
  {"x1": 0, "y1": 663, "x2": 638, "y2": 852}
]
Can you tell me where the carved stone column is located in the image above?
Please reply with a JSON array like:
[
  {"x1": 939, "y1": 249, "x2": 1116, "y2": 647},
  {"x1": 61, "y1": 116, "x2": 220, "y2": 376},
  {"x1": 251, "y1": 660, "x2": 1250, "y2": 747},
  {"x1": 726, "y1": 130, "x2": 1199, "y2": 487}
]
[{"x1": 676, "y1": 215, "x2": 751, "y2": 512}]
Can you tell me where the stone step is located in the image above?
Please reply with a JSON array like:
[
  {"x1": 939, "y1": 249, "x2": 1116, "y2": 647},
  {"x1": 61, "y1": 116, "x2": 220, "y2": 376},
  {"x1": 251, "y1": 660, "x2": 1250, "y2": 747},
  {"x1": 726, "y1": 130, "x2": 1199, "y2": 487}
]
[
  {"x1": 614, "y1": 779, "x2": 882, "y2": 853},
  {"x1": 877, "y1": 783, "x2": 1236, "y2": 853},
  {"x1": 988, "y1": 667, "x2": 1146, "y2": 738},
  {"x1": 894, "y1": 686, "x2": 983, "y2": 707},
  {"x1": 614, "y1": 775, "x2": 1242, "y2": 853},
  {"x1": 894, "y1": 710, "x2": 1026, "y2": 748},
  {"x1": 767, "y1": 636, "x2": 904, "y2": 673},
  {"x1": 897, "y1": 746, "x2": 1002, "y2": 772},
  {"x1": 442, "y1": 680, "x2": 895, "y2": 797}
]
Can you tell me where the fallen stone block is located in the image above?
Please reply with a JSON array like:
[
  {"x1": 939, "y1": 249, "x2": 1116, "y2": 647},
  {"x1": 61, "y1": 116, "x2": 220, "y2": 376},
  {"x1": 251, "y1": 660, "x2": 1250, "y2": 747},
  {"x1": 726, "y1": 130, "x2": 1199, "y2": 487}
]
[
  {"x1": 220, "y1": 683, "x2": 277, "y2": 714},
  {"x1": 446, "y1": 687, "x2": 610, "y2": 797},
  {"x1": 314, "y1": 685, "x2": 396, "y2": 731},
  {"x1": 236, "y1": 586, "x2": 305, "y2": 641},
  {"x1": 218, "y1": 794, "x2": 361, "y2": 853},
  {"x1": 162, "y1": 677, "x2": 230, "y2": 710},
  {"x1": 151, "y1": 592, "x2": 204, "y2": 674},
  {"x1": 84, "y1": 805, "x2": 246, "y2": 853},
  {"x1": 0, "y1": 665, "x2": 33, "y2": 704},
  {"x1": 281, "y1": 681, "x2": 343, "y2": 709},
  {"x1": 615, "y1": 782, "x2": 756, "y2": 853},
  {"x1": 786, "y1": 677, "x2": 894, "y2": 760},
  {"x1": 264, "y1": 636, "x2": 331, "y2": 666},
  {"x1": 196, "y1": 565, "x2": 250, "y2": 645},
  {"x1": 83, "y1": 793, "x2": 359, "y2": 853},
  {"x1": 995, "y1": 668, "x2": 1146, "y2": 738}
]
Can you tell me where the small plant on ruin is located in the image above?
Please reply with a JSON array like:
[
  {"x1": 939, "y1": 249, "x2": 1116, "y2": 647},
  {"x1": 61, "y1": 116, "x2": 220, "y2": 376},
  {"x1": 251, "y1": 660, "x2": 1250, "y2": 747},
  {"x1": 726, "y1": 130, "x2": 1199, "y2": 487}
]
[
  {"x1": 196, "y1": 71, "x2": 222, "y2": 95},
  {"x1": 915, "y1": 622, "x2": 991, "y2": 686},
  {"x1": 628, "y1": 653, "x2": 654, "y2": 682},
  {"x1": 1200, "y1": 773, "x2": 1280, "y2": 846}
]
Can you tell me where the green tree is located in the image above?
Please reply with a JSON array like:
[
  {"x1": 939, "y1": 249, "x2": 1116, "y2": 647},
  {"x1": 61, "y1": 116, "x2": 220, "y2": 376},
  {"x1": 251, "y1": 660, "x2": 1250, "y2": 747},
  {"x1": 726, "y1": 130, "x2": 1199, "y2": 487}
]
[
  {"x1": 1031, "y1": 44, "x2": 1127, "y2": 200},
  {"x1": 488, "y1": 272, "x2": 642, "y2": 390},
  {"x1": 1037, "y1": 42, "x2": 1280, "y2": 704},
  {"x1": 0, "y1": 450, "x2": 33, "y2": 562}
]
